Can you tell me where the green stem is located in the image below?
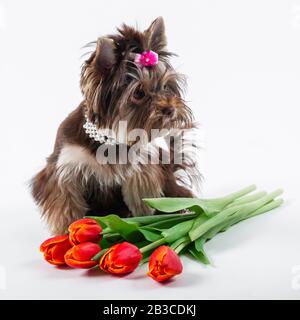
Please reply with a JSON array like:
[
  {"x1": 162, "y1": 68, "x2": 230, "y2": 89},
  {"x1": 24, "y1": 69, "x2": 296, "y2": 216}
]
[
  {"x1": 174, "y1": 240, "x2": 190, "y2": 254},
  {"x1": 221, "y1": 199, "x2": 283, "y2": 232},
  {"x1": 92, "y1": 248, "x2": 108, "y2": 261},
  {"x1": 245, "y1": 198, "x2": 283, "y2": 219},
  {"x1": 228, "y1": 189, "x2": 283, "y2": 221},
  {"x1": 140, "y1": 256, "x2": 150, "y2": 264},
  {"x1": 202, "y1": 198, "x2": 284, "y2": 241},
  {"x1": 226, "y1": 191, "x2": 267, "y2": 208},
  {"x1": 200, "y1": 184, "x2": 258, "y2": 217},
  {"x1": 189, "y1": 189, "x2": 283, "y2": 242},
  {"x1": 204, "y1": 184, "x2": 257, "y2": 206},
  {"x1": 189, "y1": 206, "x2": 239, "y2": 241},
  {"x1": 102, "y1": 232, "x2": 121, "y2": 239},
  {"x1": 140, "y1": 238, "x2": 166, "y2": 254},
  {"x1": 170, "y1": 236, "x2": 190, "y2": 250},
  {"x1": 222, "y1": 184, "x2": 257, "y2": 202}
]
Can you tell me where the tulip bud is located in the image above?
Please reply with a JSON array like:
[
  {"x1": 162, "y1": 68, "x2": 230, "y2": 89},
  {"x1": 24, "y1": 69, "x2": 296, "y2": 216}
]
[
  {"x1": 40, "y1": 235, "x2": 72, "y2": 266},
  {"x1": 147, "y1": 246, "x2": 183, "y2": 282},
  {"x1": 64, "y1": 242, "x2": 101, "y2": 269},
  {"x1": 99, "y1": 242, "x2": 142, "y2": 275},
  {"x1": 68, "y1": 218, "x2": 102, "y2": 245}
]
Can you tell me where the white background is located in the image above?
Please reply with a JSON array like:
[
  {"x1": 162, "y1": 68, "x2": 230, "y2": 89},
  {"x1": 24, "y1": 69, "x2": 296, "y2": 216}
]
[{"x1": 0, "y1": 0, "x2": 300, "y2": 299}]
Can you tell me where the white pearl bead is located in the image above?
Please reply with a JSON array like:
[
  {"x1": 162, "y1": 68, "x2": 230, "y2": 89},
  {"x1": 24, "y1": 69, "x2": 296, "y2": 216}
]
[{"x1": 83, "y1": 114, "x2": 118, "y2": 145}]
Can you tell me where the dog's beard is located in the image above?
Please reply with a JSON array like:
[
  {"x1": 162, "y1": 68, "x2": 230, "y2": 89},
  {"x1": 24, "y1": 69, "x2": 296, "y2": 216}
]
[
  {"x1": 104, "y1": 79, "x2": 194, "y2": 145},
  {"x1": 105, "y1": 105, "x2": 194, "y2": 147}
]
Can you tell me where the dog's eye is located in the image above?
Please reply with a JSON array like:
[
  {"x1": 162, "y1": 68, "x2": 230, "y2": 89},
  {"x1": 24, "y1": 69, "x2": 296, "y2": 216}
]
[
  {"x1": 133, "y1": 87, "x2": 145, "y2": 101},
  {"x1": 163, "y1": 84, "x2": 171, "y2": 92}
]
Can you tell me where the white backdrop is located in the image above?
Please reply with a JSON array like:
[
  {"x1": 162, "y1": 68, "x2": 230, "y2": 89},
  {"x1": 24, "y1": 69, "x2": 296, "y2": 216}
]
[{"x1": 0, "y1": 0, "x2": 300, "y2": 299}]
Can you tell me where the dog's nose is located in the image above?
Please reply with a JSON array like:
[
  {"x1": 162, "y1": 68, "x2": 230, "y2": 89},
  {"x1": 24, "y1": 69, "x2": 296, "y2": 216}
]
[{"x1": 161, "y1": 106, "x2": 175, "y2": 117}]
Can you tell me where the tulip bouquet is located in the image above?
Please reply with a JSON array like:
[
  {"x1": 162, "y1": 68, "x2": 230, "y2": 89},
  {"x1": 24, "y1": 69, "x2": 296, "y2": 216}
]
[{"x1": 40, "y1": 185, "x2": 283, "y2": 282}]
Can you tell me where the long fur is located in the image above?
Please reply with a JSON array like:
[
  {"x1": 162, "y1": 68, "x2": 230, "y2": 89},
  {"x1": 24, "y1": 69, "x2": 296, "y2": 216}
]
[{"x1": 31, "y1": 17, "x2": 201, "y2": 234}]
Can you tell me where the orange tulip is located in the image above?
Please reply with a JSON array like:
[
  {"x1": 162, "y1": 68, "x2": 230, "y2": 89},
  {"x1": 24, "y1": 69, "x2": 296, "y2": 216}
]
[
  {"x1": 64, "y1": 242, "x2": 101, "y2": 269},
  {"x1": 147, "y1": 246, "x2": 183, "y2": 282},
  {"x1": 40, "y1": 235, "x2": 72, "y2": 266},
  {"x1": 99, "y1": 242, "x2": 142, "y2": 275},
  {"x1": 68, "y1": 218, "x2": 102, "y2": 245}
]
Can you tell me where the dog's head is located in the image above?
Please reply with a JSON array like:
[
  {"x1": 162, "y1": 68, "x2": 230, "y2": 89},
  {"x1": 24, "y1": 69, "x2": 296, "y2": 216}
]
[{"x1": 80, "y1": 17, "x2": 193, "y2": 140}]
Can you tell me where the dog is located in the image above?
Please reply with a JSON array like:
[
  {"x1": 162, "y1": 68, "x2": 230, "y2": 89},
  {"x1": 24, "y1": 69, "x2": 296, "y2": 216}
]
[{"x1": 31, "y1": 17, "x2": 200, "y2": 235}]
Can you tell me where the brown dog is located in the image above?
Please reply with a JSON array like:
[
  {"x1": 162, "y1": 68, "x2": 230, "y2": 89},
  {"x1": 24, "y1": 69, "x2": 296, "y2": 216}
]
[{"x1": 31, "y1": 17, "x2": 200, "y2": 235}]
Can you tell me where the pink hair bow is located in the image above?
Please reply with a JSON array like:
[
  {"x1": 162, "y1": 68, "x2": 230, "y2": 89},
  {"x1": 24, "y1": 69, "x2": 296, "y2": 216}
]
[{"x1": 134, "y1": 50, "x2": 158, "y2": 67}]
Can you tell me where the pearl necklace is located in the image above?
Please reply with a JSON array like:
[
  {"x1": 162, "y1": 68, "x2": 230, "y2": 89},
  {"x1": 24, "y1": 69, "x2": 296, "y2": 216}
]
[{"x1": 83, "y1": 114, "x2": 117, "y2": 145}]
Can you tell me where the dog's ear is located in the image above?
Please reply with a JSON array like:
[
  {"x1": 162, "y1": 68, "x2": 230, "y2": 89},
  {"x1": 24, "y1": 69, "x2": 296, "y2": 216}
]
[
  {"x1": 94, "y1": 37, "x2": 116, "y2": 75},
  {"x1": 144, "y1": 16, "x2": 167, "y2": 51}
]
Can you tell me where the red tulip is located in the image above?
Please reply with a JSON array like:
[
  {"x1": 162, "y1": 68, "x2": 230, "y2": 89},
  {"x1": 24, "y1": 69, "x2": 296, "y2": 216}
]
[
  {"x1": 64, "y1": 242, "x2": 101, "y2": 269},
  {"x1": 99, "y1": 242, "x2": 142, "y2": 275},
  {"x1": 68, "y1": 218, "x2": 102, "y2": 245},
  {"x1": 40, "y1": 235, "x2": 72, "y2": 266},
  {"x1": 147, "y1": 246, "x2": 183, "y2": 282}
]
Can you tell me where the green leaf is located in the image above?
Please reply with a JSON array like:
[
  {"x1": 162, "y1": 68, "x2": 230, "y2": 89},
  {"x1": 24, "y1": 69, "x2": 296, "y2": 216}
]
[
  {"x1": 143, "y1": 197, "x2": 231, "y2": 217},
  {"x1": 134, "y1": 240, "x2": 151, "y2": 248},
  {"x1": 123, "y1": 213, "x2": 197, "y2": 226},
  {"x1": 125, "y1": 213, "x2": 197, "y2": 225},
  {"x1": 190, "y1": 214, "x2": 210, "y2": 231},
  {"x1": 195, "y1": 238, "x2": 206, "y2": 252},
  {"x1": 188, "y1": 242, "x2": 210, "y2": 265},
  {"x1": 144, "y1": 185, "x2": 257, "y2": 217},
  {"x1": 146, "y1": 214, "x2": 198, "y2": 229},
  {"x1": 139, "y1": 227, "x2": 163, "y2": 242},
  {"x1": 97, "y1": 214, "x2": 143, "y2": 242},
  {"x1": 162, "y1": 219, "x2": 195, "y2": 243},
  {"x1": 143, "y1": 198, "x2": 208, "y2": 213},
  {"x1": 99, "y1": 236, "x2": 123, "y2": 249},
  {"x1": 85, "y1": 216, "x2": 109, "y2": 229},
  {"x1": 87, "y1": 212, "x2": 198, "y2": 226}
]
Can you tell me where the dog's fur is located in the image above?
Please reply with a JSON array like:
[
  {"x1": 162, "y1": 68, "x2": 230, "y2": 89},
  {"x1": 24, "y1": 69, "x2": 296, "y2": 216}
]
[{"x1": 31, "y1": 17, "x2": 200, "y2": 235}]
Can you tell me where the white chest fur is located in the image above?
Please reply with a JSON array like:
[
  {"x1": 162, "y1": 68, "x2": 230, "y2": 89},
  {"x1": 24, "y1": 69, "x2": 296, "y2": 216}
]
[{"x1": 56, "y1": 144, "x2": 131, "y2": 188}]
